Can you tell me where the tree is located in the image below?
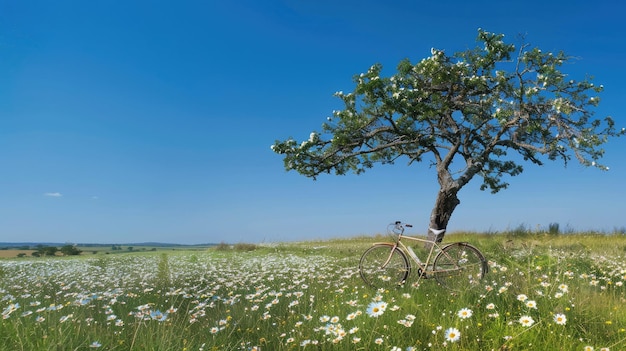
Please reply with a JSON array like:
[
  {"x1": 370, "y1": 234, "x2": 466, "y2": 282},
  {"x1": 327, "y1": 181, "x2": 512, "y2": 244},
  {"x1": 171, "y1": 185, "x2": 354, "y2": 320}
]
[
  {"x1": 60, "y1": 244, "x2": 82, "y2": 256},
  {"x1": 272, "y1": 29, "x2": 624, "y2": 243},
  {"x1": 37, "y1": 246, "x2": 58, "y2": 256}
]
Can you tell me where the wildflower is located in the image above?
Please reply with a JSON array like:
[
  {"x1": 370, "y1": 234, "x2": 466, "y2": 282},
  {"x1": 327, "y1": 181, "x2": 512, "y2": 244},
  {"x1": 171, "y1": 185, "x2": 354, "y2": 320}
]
[
  {"x1": 486, "y1": 303, "x2": 496, "y2": 310},
  {"x1": 59, "y1": 314, "x2": 73, "y2": 323},
  {"x1": 150, "y1": 310, "x2": 168, "y2": 321},
  {"x1": 2, "y1": 303, "x2": 20, "y2": 318},
  {"x1": 516, "y1": 294, "x2": 528, "y2": 302},
  {"x1": 554, "y1": 313, "x2": 567, "y2": 325},
  {"x1": 583, "y1": 347, "x2": 594, "y2": 351},
  {"x1": 374, "y1": 338, "x2": 384, "y2": 345},
  {"x1": 444, "y1": 327, "x2": 461, "y2": 343},
  {"x1": 519, "y1": 315, "x2": 535, "y2": 327},
  {"x1": 397, "y1": 319, "x2": 413, "y2": 327},
  {"x1": 366, "y1": 301, "x2": 386, "y2": 318},
  {"x1": 35, "y1": 316, "x2": 45, "y2": 323},
  {"x1": 136, "y1": 304, "x2": 150, "y2": 311},
  {"x1": 352, "y1": 337, "x2": 361, "y2": 344},
  {"x1": 89, "y1": 341, "x2": 102, "y2": 348},
  {"x1": 525, "y1": 300, "x2": 537, "y2": 309},
  {"x1": 457, "y1": 308, "x2": 473, "y2": 319}
]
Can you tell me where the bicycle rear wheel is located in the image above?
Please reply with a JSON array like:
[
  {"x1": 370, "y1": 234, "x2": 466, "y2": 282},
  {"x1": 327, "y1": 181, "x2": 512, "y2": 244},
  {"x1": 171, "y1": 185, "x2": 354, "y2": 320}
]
[
  {"x1": 359, "y1": 244, "x2": 410, "y2": 289},
  {"x1": 433, "y1": 242, "x2": 487, "y2": 292}
]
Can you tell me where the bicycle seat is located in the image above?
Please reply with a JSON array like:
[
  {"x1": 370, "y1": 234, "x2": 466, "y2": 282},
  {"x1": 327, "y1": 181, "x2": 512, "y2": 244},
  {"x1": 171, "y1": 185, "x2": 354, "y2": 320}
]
[{"x1": 429, "y1": 228, "x2": 446, "y2": 236}]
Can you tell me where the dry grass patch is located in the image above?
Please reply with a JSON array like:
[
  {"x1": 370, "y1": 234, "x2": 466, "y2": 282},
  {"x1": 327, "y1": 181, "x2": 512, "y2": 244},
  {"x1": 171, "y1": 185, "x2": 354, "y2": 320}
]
[{"x1": 0, "y1": 250, "x2": 35, "y2": 258}]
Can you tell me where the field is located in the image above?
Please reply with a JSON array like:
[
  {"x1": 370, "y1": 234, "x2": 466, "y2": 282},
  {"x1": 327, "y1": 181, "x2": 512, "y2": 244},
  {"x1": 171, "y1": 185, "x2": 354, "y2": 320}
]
[
  {"x1": 0, "y1": 245, "x2": 212, "y2": 258},
  {"x1": 0, "y1": 250, "x2": 36, "y2": 258},
  {"x1": 1, "y1": 232, "x2": 626, "y2": 351}
]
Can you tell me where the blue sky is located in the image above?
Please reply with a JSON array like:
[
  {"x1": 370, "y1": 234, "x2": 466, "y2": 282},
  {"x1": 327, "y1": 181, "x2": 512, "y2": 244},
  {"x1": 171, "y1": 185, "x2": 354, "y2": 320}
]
[{"x1": 1, "y1": 0, "x2": 625, "y2": 244}]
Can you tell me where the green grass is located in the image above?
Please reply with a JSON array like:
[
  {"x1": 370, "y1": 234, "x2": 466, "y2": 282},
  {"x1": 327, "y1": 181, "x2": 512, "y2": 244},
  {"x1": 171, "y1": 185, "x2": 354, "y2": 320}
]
[{"x1": 1, "y1": 232, "x2": 626, "y2": 350}]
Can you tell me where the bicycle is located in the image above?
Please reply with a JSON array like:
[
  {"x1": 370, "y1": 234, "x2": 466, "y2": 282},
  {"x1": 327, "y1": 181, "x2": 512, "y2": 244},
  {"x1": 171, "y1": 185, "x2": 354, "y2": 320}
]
[{"x1": 359, "y1": 221, "x2": 488, "y2": 292}]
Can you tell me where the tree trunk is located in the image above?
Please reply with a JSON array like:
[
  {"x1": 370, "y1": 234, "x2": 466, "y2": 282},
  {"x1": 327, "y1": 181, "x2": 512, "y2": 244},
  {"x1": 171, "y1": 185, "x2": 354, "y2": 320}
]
[{"x1": 425, "y1": 187, "x2": 460, "y2": 247}]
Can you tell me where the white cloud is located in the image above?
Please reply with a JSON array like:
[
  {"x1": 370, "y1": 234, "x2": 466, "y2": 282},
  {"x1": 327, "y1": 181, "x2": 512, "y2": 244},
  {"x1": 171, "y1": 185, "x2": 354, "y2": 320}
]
[{"x1": 44, "y1": 192, "x2": 63, "y2": 197}]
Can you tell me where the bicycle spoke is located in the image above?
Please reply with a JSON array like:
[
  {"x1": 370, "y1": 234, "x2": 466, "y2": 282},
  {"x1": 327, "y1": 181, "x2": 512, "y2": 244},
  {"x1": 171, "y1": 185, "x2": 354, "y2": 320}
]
[
  {"x1": 433, "y1": 243, "x2": 487, "y2": 292},
  {"x1": 359, "y1": 245, "x2": 410, "y2": 289}
]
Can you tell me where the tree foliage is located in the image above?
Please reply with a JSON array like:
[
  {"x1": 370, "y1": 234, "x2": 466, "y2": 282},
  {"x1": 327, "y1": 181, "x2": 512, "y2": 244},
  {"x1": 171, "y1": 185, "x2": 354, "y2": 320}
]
[
  {"x1": 60, "y1": 244, "x2": 82, "y2": 256},
  {"x1": 272, "y1": 29, "x2": 624, "y2": 240},
  {"x1": 36, "y1": 246, "x2": 58, "y2": 257}
]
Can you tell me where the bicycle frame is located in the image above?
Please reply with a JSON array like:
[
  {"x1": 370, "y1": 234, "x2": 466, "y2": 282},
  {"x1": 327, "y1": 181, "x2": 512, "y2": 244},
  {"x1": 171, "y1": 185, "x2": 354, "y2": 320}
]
[{"x1": 371, "y1": 231, "x2": 444, "y2": 276}]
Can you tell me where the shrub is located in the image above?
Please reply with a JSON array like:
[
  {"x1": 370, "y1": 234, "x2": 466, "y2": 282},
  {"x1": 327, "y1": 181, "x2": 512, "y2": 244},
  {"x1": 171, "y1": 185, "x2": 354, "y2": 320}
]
[
  {"x1": 214, "y1": 242, "x2": 231, "y2": 251},
  {"x1": 508, "y1": 223, "x2": 531, "y2": 237},
  {"x1": 233, "y1": 243, "x2": 257, "y2": 251},
  {"x1": 548, "y1": 222, "x2": 560, "y2": 235}
]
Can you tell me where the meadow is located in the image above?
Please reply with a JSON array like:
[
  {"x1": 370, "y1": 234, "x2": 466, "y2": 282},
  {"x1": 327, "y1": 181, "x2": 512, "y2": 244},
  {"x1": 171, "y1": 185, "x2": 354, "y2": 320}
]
[{"x1": 1, "y1": 231, "x2": 626, "y2": 351}]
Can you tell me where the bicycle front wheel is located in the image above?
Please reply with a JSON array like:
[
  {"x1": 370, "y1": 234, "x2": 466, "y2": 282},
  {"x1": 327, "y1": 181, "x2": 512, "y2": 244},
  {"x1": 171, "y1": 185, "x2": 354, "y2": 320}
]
[
  {"x1": 359, "y1": 244, "x2": 410, "y2": 289},
  {"x1": 433, "y1": 242, "x2": 487, "y2": 292}
]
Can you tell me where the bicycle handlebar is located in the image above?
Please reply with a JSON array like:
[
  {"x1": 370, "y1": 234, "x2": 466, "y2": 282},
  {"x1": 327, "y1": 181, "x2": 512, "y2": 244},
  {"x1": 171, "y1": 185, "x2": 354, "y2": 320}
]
[
  {"x1": 389, "y1": 221, "x2": 446, "y2": 238},
  {"x1": 389, "y1": 221, "x2": 412, "y2": 236}
]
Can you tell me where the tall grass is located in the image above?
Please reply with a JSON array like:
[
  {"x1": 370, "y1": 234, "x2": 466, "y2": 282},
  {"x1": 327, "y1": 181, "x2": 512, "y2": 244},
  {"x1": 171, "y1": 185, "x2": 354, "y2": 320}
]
[{"x1": 1, "y1": 233, "x2": 625, "y2": 350}]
